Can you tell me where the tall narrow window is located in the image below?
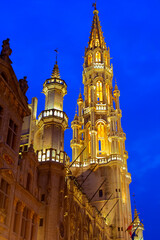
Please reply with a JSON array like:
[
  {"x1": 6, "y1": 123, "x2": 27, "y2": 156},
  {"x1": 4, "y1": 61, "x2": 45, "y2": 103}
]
[
  {"x1": 13, "y1": 202, "x2": 21, "y2": 233},
  {"x1": 97, "y1": 123, "x2": 105, "y2": 154},
  {"x1": 88, "y1": 86, "x2": 91, "y2": 105},
  {"x1": 31, "y1": 214, "x2": 37, "y2": 240},
  {"x1": 7, "y1": 119, "x2": 17, "y2": 150},
  {"x1": 95, "y1": 51, "x2": 101, "y2": 62},
  {"x1": 88, "y1": 128, "x2": 91, "y2": 155},
  {"x1": 88, "y1": 54, "x2": 92, "y2": 66},
  {"x1": 96, "y1": 81, "x2": 103, "y2": 102},
  {"x1": 106, "y1": 84, "x2": 110, "y2": 105},
  {"x1": 0, "y1": 179, "x2": 9, "y2": 213},
  {"x1": 104, "y1": 52, "x2": 108, "y2": 65},
  {"x1": 21, "y1": 207, "x2": 29, "y2": 238},
  {"x1": 26, "y1": 173, "x2": 32, "y2": 192},
  {"x1": 95, "y1": 39, "x2": 99, "y2": 47}
]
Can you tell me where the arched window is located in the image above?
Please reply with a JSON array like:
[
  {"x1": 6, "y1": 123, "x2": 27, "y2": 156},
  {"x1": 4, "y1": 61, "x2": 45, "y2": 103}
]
[
  {"x1": 97, "y1": 123, "x2": 105, "y2": 154},
  {"x1": 88, "y1": 54, "x2": 92, "y2": 66},
  {"x1": 96, "y1": 81, "x2": 103, "y2": 102},
  {"x1": 95, "y1": 51, "x2": 101, "y2": 62}
]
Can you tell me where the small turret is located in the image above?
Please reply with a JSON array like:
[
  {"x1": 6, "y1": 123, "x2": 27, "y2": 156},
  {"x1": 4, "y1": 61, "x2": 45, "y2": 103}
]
[
  {"x1": 77, "y1": 91, "x2": 83, "y2": 119},
  {"x1": 132, "y1": 208, "x2": 144, "y2": 240},
  {"x1": 70, "y1": 107, "x2": 83, "y2": 162},
  {"x1": 113, "y1": 78, "x2": 120, "y2": 109},
  {"x1": 35, "y1": 57, "x2": 68, "y2": 161}
]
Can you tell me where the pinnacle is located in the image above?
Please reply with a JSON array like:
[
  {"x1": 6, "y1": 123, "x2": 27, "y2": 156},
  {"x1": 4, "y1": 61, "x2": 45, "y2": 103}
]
[
  {"x1": 51, "y1": 62, "x2": 60, "y2": 79},
  {"x1": 78, "y1": 92, "x2": 83, "y2": 99},
  {"x1": 134, "y1": 208, "x2": 140, "y2": 223},
  {"x1": 114, "y1": 79, "x2": 119, "y2": 90},
  {"x1": 87, "y1": 9, "x2": 107, "y2": 50}
]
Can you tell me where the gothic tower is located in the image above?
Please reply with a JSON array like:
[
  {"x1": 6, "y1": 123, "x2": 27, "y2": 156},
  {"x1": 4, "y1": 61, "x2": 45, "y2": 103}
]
[{"x1": 71, "y1": 7, "x2": 133, "y2": 240}]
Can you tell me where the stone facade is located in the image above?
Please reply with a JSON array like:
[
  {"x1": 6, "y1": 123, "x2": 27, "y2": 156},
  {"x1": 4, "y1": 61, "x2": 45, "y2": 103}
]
[{"x1": 0, "y1": 7, "x2": 144, "y2": 240}]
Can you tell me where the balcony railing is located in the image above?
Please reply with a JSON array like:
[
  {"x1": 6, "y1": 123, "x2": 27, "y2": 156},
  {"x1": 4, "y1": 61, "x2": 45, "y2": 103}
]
[
  {"x1": 93, "y1": 63, "x2": 104, "y2": 69},
  {"x1": 96, "y1": 104, "x2": 106, "y2": 111},
  {"x1": 37, "y1": 148, "x2": 69, "y2": 165},
  {"x1": 44, "y1": 78, "x2": 67, "y2": 87},
  {"x1": 71, "y1": 154, "x2": 123, "y2": 167},
  {"x1": 38, "y1": 109, "x2": 68, "y2": 123}
]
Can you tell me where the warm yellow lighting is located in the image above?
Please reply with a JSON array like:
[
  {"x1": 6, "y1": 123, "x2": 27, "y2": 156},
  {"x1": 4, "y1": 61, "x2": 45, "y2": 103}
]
[
  {"x1": 96, "y1": 81, "x2": 102, "y2": 102},
  {"x1": 104, "y1": 52, "x2": 107, "y2": 65},
  {"x1": 88, "y1": 85, "x2": 91, "y2": 104},
  {"x1": 97, "y1": 123, "x2": 105, "y2": 154},
  {"x1": 95, "y1": 51, "x2": 101, "y2": 62},
  {"x1": 88, "y1": 54, "x2": 92, "y2": 66},
  {"x1": 88, "y1": 128, "x2": 91, "y2": 154}
]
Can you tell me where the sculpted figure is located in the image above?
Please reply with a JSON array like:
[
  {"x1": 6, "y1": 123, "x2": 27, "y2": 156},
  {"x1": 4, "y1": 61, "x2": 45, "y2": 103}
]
[
  {"x1": 19, "y1": 76, "x2": 29, "y2": 95},
  {"x1": 1, "y1": 38, "x2": 12, "y2": 63}
]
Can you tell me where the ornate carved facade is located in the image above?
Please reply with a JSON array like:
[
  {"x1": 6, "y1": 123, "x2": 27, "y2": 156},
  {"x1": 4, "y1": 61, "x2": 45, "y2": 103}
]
[{"x1": 0, "y1": 7, "x2": 144, "y2": 240}]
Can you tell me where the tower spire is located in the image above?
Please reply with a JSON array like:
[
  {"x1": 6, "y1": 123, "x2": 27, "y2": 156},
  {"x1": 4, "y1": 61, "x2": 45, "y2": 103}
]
[
  {"x1": 51, "y1": 50, "x2": 60, "y2": 78},
  {"x1": 87, "y1": 6, "x2": 107, "y2": 50}
]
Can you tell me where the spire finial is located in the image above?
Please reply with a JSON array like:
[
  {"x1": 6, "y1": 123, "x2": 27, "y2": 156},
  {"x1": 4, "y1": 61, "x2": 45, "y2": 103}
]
[
  {"x1": 51, "y1": 50, "x2": 60, "y2": 79},
  {"x1": 92, "y1": 1, "x2": 97, "y2": 10},
  {"x1": 74, "y1": 105, "x2": 78, "y2": 120},
  {"x1": 114, "y1": 78, "x2": 118, "y2": 90},
  {"x1": 75, "y1": 105, "x2": 77, "y2": 114},
  {"x1": 54, "y1": 49, "x2": 58, "y2": 64},
  {"x1": 133, "y1": 193, "x2": 136, "y2": 210}
]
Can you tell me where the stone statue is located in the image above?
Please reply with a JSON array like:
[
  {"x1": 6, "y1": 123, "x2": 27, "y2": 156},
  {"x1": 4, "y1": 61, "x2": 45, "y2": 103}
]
[
  {"x1": 19, "y1": 76, "x2": 28, "y2": 95},
  {"x1": 0, "y1": 38, "x2": 12, "y2": 63}
]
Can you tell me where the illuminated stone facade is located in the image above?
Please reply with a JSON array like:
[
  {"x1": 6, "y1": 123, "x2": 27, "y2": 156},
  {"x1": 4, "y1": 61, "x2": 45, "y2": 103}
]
[
  {"x1": 71, "y1": 8, "x2": 132, "y2": 240},
  {"x1": 0, "y1": 7, "x2": 144, "y2": 240}
]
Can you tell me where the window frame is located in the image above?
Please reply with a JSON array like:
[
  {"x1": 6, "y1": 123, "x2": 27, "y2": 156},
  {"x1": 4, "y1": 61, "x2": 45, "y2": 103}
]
[{"x1": 6, "y1": 118, "x2": 18, "y2": 150}]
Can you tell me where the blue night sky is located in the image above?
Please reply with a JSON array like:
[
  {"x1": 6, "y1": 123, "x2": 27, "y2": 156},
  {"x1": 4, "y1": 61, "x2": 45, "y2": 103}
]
[{"x1": 1, "y1": 0, "x2": 160, "y2": 239}]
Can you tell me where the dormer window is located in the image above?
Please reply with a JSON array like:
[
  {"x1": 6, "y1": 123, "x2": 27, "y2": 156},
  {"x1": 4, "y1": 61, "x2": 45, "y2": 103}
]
[
  {"x1": 95, "y1": 51, "x2": 101, "y2": 62},
  {"x1": 95, "y1": 39, "x2": 99, "y2": 47}
]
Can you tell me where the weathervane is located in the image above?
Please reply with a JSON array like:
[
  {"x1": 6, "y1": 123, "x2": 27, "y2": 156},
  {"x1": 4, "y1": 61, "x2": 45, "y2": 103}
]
[
  {"x1": 133, "y1": 193, "x2": 137, "y2": 209},
  {"x1": 92, "y1": 1, "x2": 97, "y2": 10},
  {"x1": 54, "y1": 49, "x2": 58, "y2": 63}
]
